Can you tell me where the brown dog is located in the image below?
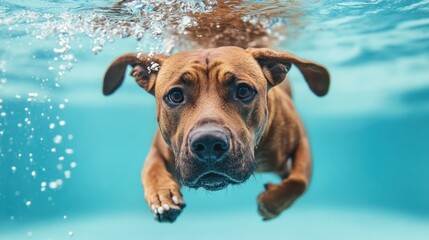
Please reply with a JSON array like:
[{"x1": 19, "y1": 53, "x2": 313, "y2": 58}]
[{"x1": 103, "y1": 47, "x2": 329, "y2": 222}]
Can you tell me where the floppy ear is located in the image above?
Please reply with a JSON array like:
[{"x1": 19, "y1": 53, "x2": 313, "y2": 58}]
[
  {"x1": 246, "y1": 48, "x2": 330, "y2": 96},
  {"x1": 103, "y1": 53, "x2": 168, "y2": 95}
]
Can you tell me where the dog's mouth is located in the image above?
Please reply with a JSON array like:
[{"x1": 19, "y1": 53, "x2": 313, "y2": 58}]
[{"x1": 193, "y1": 172, "x2": 241, "y2": 191}]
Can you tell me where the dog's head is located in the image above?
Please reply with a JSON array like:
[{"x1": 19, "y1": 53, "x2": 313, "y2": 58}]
[{"x1": 103, "y1": 47, "x2": 329, "y2": 191}]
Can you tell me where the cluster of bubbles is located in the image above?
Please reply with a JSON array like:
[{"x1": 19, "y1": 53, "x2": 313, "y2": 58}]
[
  {"x1": 0, "y1": 93, "x2": 76, "y2": 201},
  {"x1": 119, "y1": 0, "x2": 217, "y2": 53},
  {"x1": 121, "y1": 0, "x2": 217, "y2": 31}
]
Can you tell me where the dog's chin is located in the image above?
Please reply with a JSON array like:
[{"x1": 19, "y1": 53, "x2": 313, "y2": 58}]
[{"x1": 188, "y1": 172, "x2": 242, "y2": 191}]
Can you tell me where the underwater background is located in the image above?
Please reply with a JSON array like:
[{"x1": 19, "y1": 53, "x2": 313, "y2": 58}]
[{"x1": 1, "y1": 0, "x2": 429, "y2": 239}]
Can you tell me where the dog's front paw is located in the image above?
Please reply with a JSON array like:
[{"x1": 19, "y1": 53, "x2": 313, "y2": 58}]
[
  {"x1": 257, "y1": 183, "x2": 285, "y2": 220},
  {"x1": 257, "y1": 180, "x2": 306, "y2": 220},
  {"x1": 146, "y1": 188, "x2": 186, "y2": 223}
]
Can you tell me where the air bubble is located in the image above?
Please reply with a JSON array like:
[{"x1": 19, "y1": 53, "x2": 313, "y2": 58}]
[
  {"x1": 91, "y1": 45, "x2": 103, "y2": 54},
  {"x1": 150, "y1": 62, "x2": 160, "y2": 71},
  {"x1": 54, "y1": 47, "x2": 68, "y2": 54},
  {"x1": 64, "y1": 170, "x2": 71, "y2": 179},
  {"x1": 49, "y1": 181, "x2": 58, "y2": 189},
  {"x1": 53, "y1": 135, "x2": 62, "y2": 144},
  {"x1": 56, "y1": 179, "x2": 63, "y2": 186}
]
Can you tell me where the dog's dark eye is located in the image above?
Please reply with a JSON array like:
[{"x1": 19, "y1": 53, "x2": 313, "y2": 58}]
[
  {"x1": 167, "y1": 88, "x2": 184, "y2": 104},
  {"x1": 236, "y1": 84, "x2": 256, "y2": 101}
]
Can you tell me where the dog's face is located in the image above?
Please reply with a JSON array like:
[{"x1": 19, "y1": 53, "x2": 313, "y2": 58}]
[
  {"x1": 153, "y1": 47, "x2": 270, "y2": 190},
  {"x1": 103, "y1": 47, "x2": 329, "y2": 191}
]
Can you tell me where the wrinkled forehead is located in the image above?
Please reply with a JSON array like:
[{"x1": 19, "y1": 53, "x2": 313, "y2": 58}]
[
  {"x1": 156, "y1": 47, "x2": 264, "y2": 91},
  {"x1": 206, "y1": 47, "x2": 261, "y2": 71}
]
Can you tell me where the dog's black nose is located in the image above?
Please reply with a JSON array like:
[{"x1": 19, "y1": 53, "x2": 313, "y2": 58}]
[{"x1": 189, "y1": 126, "x2": 229, "y2": 162}]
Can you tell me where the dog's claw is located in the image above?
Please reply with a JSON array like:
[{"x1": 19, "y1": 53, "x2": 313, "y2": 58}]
[
  {"x1": 157, "y1": 207, "x2": 164, "y2": 214},
  {"x1": 172, "y1": 195, "x2": 179, "y2": 205},
  {"x1": 151, "y1": 204, "x2": 157, "y2": 214},
  {"x1": 162, "y1": 203, "x2": 170, "y2": 211}
]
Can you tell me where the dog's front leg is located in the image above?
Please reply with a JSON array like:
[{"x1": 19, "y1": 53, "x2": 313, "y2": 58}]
[
  {"x1": 142, "y1": 132, "x2": 185, "y2": 223},
  {"x1": 257, "y1": 134, "x2": 312, "y2": 220}
]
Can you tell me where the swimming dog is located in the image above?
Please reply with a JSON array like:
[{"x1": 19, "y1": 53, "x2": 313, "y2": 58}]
[{"x1": 104, "y1": 1, "x2": 330, "y2": 222}]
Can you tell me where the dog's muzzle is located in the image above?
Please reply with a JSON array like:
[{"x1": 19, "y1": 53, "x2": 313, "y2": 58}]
[
  {"x1": 185, "y1": 125, "x2": 239, "y2": 190},
  {"x1": 177, "y1": 124, "x2": 255, "y2": 191}
]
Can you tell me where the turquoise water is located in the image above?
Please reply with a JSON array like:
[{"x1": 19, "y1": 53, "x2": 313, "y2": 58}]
[{"x1": 1, "y1": 0, "x2": 429, "y2": 239}]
